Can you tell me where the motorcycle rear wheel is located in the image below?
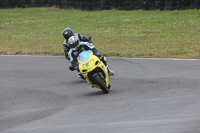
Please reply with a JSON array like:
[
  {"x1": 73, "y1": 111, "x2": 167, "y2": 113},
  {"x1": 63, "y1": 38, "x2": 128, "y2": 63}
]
[{"x1": 93, "y1": 74, "x2": 109, "y2": 94}]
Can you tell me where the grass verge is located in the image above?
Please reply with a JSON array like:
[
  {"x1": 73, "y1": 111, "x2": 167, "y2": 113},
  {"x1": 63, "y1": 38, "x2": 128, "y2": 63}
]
[{"x1": 0, "y1": 8, "x2": 200, "y2": 58}]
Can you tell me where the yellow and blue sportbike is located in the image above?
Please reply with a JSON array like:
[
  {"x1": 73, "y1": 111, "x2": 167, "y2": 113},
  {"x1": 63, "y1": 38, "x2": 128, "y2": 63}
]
[{"x1": 77, "y1": 50, "x2": 111, "y2": 94}]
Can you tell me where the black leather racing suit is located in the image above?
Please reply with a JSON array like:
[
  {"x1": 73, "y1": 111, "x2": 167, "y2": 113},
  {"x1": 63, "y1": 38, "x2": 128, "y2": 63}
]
[{"x1": 63, "y1": 33, "x2": 91, "y2": 60}]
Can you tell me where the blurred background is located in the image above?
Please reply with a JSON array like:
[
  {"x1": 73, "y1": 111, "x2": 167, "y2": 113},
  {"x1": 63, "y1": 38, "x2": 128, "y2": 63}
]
[{"x1": 1, "y1": 0, "x2": 200, "y2": 10}]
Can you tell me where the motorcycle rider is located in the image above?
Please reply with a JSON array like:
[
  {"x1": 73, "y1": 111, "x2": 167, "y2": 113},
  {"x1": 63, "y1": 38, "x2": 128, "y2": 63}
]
[
  {"x1": 67, "y1": 36, "x2": 115, "y2": 77},
  {"x1": 62, "y1": 28, "x2": 92, "y2": 60}
]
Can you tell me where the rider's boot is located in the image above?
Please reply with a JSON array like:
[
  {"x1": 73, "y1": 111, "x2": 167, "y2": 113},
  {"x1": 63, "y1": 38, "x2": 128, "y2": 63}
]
[
  {"x1": 100, "y1": 56, "x2": 115, "y2": 76},
  {"x1": 107, "y1": 66, "x2": 115, "y2": 76},
  {"x1": 78, "y1": 72, "x2": 85, "y2": 80}
]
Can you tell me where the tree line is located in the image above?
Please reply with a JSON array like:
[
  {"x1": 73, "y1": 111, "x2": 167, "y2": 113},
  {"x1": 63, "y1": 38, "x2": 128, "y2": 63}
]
[{"x1": 1, "y1": 0, "x2": 200, "y2": 10}]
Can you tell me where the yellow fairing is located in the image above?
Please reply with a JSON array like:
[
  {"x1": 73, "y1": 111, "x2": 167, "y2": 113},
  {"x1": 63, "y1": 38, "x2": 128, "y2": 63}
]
[{"x1": 78, "y1": 53, "x2": 109, "y2": 89}]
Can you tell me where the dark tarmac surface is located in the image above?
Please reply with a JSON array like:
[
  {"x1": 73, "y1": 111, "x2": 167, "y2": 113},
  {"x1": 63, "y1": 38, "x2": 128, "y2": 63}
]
[{"x1": 0, "y1": 55, "x2": 200, "y2": 133}]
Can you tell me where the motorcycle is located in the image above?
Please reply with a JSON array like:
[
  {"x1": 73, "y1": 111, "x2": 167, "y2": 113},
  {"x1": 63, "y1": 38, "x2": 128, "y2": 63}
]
[{"x1": 71, "y1": 50, "x2": 111, "y2": 94}]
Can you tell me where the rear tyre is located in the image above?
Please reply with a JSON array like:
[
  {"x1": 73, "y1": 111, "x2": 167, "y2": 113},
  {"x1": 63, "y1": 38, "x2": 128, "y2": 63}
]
[{"x1": 93, "y1": 74, "x2": 109, "y2": 94}]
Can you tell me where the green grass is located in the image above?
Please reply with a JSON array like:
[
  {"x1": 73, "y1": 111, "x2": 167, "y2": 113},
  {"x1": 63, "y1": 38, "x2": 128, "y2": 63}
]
[{"x1": 0, "y1": 8, "x2": 200, "y2": 58}]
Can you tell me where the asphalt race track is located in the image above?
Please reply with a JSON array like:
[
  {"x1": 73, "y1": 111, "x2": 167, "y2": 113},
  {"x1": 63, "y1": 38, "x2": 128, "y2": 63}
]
[{"x1": 0, "y1": 55, "x2": 200, "y2": 133}]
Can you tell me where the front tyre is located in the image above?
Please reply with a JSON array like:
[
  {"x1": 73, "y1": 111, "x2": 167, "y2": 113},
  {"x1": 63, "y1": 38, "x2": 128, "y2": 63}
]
[{"x1": 93, "y1": 74, "x2": 109, "y2": 94}]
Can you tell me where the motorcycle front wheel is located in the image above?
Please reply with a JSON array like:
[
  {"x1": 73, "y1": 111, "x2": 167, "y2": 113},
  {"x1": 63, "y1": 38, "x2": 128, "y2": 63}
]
[{"x1": 93, "y1": 74, "x2": 109, "y2": 94}]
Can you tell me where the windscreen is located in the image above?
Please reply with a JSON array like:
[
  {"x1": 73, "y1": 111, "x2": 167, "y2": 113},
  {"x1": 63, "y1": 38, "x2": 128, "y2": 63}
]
[{"x1": 78, "y1": 50, "x2": 92, "y2": 62}]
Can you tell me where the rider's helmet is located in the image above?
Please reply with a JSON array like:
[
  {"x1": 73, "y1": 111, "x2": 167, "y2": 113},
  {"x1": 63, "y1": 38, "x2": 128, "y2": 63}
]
[
  {"x1": 68, "y1": 36, "x2": 80, "y2": 50},
  {"x1": 63, "y1": 28, "x2": 74, "y2": 40}
]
